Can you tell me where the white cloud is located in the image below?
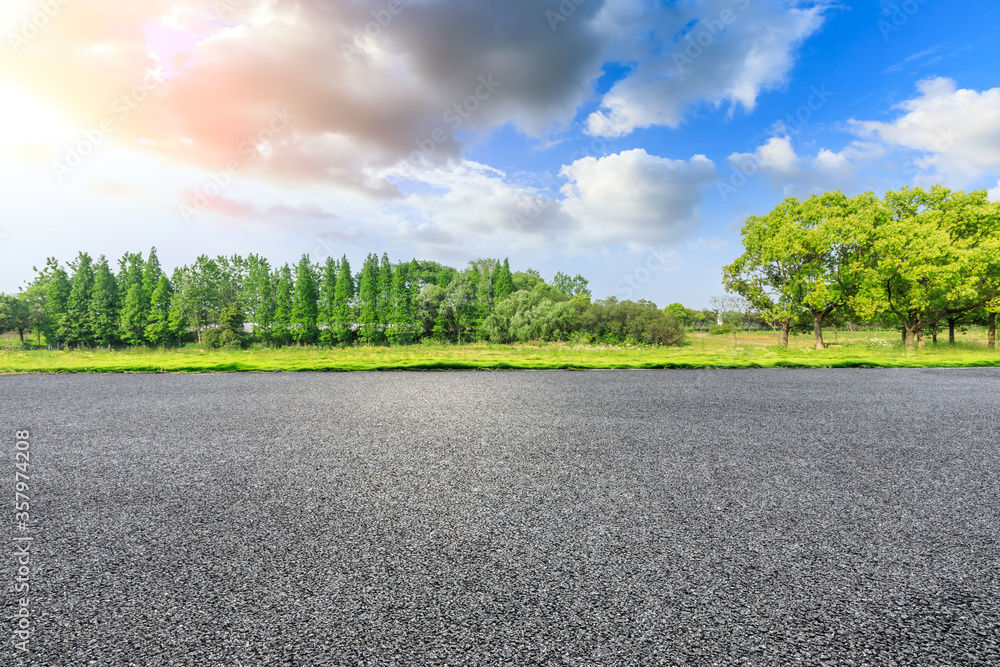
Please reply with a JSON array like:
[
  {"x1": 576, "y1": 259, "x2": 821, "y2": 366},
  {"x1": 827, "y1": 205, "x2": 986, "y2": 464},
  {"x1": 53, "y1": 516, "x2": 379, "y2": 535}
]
[
  {"x1": 725, "y1": 136, "x2": 856, "y2": 197},
  {"x1": 377, "y1": 160, "x2": 574, "y2": 260},
  {"x1": 852, "y1": 77, "x2": 1000, "y2": 186},
  {"x1": 374, "y1": 150, "x2": 718, "y2": 258},
  {"x1": 990, "y1": 181, "x2": 1000, "y2": 202},
  {"x1": 559, "y1": 149, "x2": 717, "y2": 248},
  {"x1": 587, "y1": 0, "x2": 828, "y2": 137}
]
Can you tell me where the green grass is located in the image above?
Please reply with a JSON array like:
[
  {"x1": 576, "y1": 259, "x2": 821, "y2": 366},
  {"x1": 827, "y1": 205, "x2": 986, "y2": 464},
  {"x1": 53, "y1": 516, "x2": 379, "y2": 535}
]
[{"x1": 1, "y1": 331, "x2": 998, "y2": 373}]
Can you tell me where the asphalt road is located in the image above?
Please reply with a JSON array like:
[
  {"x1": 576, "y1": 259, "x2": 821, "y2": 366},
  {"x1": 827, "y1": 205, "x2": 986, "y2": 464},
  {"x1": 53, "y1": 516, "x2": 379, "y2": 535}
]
[{"x1": 2, "y1": 370, "x2": 999, "y2": 665}]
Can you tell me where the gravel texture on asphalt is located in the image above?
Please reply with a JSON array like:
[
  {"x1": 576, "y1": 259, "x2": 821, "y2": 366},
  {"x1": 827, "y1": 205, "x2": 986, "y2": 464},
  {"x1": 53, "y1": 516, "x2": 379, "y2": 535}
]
[{"x1": 1, "y1": 369, "x2": 999, "y2": 666}]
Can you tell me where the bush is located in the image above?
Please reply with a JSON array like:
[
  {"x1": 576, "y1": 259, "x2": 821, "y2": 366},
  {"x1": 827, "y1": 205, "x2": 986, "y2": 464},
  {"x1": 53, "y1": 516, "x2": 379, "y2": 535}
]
[
  {"x1": 201, "y1": 303, "x2": 246, "y2": 350},
  {"x1": 201, "y1": 327, "x2": 221, "y2": 349},
  {"x1": 710, "y1": 324, "x2": 734, "y2": 335}
]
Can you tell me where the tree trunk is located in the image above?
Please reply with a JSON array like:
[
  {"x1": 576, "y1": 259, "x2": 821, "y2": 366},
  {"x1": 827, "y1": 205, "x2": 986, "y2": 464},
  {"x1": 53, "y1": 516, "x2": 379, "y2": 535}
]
[
  {"x1": 813, "y1": 313, "x2": 825, "y2": 350},
  {"x1": 904, "y1": 326, "x2": 917, "y2": 350},
  {"x1": 18, "y1": 329, "x2": 25, "y2": 344},
  {"x1": 781, "y1": 321, "x2": 790, "y2": 348},
  {"x1": 948, "y1": 318, "x2": 956, "y2": 345},
  {"x1": 990, "y1": 313, "x2": 997, "y2": 349},
  {"x1": 917, "y1": 329, "x2": 925, "y2": 350},
  {"x1": 931, "y1": 325, "x2": 937, "y2": 345},
  {"x1": 902, "y1": 328, "x2": 907, "y2": 345}
]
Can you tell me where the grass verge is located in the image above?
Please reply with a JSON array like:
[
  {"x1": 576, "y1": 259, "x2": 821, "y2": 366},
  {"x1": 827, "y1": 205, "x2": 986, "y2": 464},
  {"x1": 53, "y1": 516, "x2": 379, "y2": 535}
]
[{"x1": 1, "y1": 337, "x2": 998, "y2": 373}]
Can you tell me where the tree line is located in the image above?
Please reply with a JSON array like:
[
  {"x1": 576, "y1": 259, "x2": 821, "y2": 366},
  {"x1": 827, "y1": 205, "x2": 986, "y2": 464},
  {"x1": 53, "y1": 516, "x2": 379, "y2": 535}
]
[
  {"x1": 723, "y1": 186, "x2": 1000, "y2": 350},
  {"x1": 1, "y1": 252, "x2": 685, "y2": 349}
]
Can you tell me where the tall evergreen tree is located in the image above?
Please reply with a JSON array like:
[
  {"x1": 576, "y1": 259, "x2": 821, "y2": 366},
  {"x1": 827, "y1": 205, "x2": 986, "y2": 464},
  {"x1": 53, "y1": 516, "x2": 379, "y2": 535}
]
[
  {"x1": 377, "y1": 252, "x2": 393, "y2": 341},
  {"x1": 273, "y1": 264, "x2": 294, "y2": 345},
  {"x1": 89, "y1": 256, "x2": 120, "y2": 347},
  {"x1": 358, "y1": 253, "x2": 380, "y2": 344},
  {"x1": 167, "y1": 267, "x2": 190, "y2": 343},
  {"x1": 119, "y1": 282, "x2": 147, "y2": 345},
  {"x1": 318, "y1": 257, "x2": 338, "y2": 346},
  {"x1": 291, "y1": 254, "x2": 319, "y2": 344},
  {"x1": 117, "y1": 252, "x2": 145, "y2": 300},
  {"x1": 242, "y1": 254, "x2": 273, "y2": 340},
  {"x1": 332, "y1": 255, "x2": 355, "y2": 344},
  {"x1": 61, "y1": 252, "x2": 95, "y2": 347},
  {"x1": 388, "y1": 261, "x2": 413, "y2": 344},
  {"x1": 145, "y1": 275, "x2": 174, "y2": 346},
  {"x1": 495, "y1": 258, "x2": 515, "y2": 302},
  {"x1": 44, "y1": 266, "x2": 70, "y2": 347}
]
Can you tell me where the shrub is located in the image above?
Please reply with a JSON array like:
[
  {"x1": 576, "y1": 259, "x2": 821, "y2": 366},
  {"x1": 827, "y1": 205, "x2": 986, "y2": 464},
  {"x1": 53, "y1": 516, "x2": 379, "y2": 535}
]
[{"x1": 710, "y1": 324, "x2": 734, "y2": 335}]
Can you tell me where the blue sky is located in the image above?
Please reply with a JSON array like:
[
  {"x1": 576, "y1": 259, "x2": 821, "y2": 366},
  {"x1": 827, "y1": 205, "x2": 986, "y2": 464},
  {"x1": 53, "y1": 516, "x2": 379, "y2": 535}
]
[{"x1": 1, "y1": 0, "x2": 998, "y2": 307}]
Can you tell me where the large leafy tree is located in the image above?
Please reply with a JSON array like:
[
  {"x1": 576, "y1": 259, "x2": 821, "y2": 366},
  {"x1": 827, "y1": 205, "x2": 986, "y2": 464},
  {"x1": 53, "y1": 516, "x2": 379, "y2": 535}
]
[
  {"x1": 723, "y1": 191, "x2": 876, "y2": 349},
  {"x1": 856, "y1": 187, "x2": 1000, "y2": 349},
  {"x1": 291, "y1": 254, "x2": 319, "y2": 344},
  {"x1": 22, "y1": 258, "x2": 64, "y2": 346},
  {"x1": 551, "y1": 271, "x2": 592, "y2": 298},
  {"x1": 441, "y1": 270, "x2": 479, "y2": 343},
  {"x1": 0, "y1": 294, "x2": 31, "y2": 344}
]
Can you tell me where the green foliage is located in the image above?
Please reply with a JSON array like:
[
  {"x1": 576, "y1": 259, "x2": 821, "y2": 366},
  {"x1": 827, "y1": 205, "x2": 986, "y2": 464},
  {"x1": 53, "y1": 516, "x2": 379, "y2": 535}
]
[
  {"x1": 119, "y1": 282, "x2": 147, "y2": 346},
  {"x1": 145, "y1": 275, "x2": 174, "y2": 346},
  {"x1": 388, "y1": 261, "x2": 416, "y2": 345},
  {"x1": 494, "y1": 258, "x2": 515, "y2": 302},
  {"x1": 89, "y1": 256, "x2": 119, "y2": 348},
  {"x1": 357, "y1": 253, "x2": 380, "y2": 344},
  {"x1": 273, "y1": 264, "x2": 294, "y2": 346},
  {"x1": 551, "y1": 271, "x2": 592, "y2": 298},
  {"x1": 482, "y1": 290, "x2": 578, "y2": 343},
  {"x1": 332, "y1": 255, "x2": 355, "y2": 344},
  {"x1": 664, "y1": 303, "x2": 688, "y2": 323},
  {"x1": 710, "y1": 325, "x2": 734, "y2": 336},
  {"x1": 377, "y1": 253, "x2": 392, "y2": 340},
  {"x1": 291, "y1": 255, "x2": 319, "y2": 344},
  {"x1": 61, "y1": 252, "x2": 95, "y2": 347},
  {"x1": 0, "y1": 294, "x2": 31, "y2": 344},
  {"x1": 512, "y1": 270, "x2": 542, "y2": 292},
  {"x1": 317, "y1": 257, "x2": 338, "y2": 346}
]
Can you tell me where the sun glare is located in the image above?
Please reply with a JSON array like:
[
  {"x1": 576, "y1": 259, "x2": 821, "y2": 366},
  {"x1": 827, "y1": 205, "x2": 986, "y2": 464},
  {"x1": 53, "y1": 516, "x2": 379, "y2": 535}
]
[{"x1": 0, "y1": 81, "x2": 74, "y2": 146}]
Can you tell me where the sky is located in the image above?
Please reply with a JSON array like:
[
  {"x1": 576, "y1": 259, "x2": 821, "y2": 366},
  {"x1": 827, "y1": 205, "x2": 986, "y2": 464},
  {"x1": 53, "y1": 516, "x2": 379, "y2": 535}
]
[{"x1": 1, "y1": 0, "x2": 999, "y2": 308}]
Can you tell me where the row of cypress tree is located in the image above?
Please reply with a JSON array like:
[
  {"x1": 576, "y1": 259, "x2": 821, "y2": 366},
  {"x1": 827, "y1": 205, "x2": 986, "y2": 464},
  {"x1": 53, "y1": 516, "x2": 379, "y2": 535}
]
[{"x1": 16, "y1": 249, "x2": 522, "y2": 348}]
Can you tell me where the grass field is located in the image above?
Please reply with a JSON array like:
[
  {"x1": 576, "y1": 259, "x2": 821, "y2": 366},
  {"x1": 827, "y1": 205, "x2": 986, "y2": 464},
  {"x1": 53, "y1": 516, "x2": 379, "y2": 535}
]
[{"x1": 1, "y1": 329, "x2": 998, "y2": 373}]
